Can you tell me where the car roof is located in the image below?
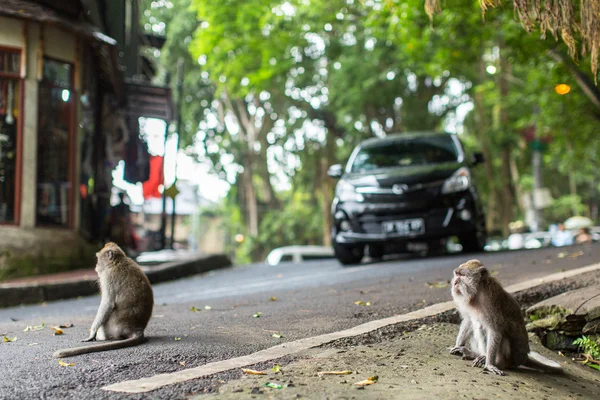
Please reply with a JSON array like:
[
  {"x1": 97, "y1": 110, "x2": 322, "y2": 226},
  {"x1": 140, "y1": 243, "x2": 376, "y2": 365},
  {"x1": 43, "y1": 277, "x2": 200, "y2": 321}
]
[
  {"x1": 359, "y1": 131, "x2": 455, "y2": 148},
  {"x1": 268, "y1": 245, "x2": 334, "y2": 255}
]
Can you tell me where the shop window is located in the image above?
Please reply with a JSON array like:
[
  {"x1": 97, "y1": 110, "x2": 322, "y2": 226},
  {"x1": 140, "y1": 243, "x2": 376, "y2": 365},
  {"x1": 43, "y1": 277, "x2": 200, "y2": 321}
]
[
  {"x1": 36, "y1": 58, "x2": 74, "y2": 227},
  {"x1": 0, "y1": 48, "x2": 21, "y2": 224}
]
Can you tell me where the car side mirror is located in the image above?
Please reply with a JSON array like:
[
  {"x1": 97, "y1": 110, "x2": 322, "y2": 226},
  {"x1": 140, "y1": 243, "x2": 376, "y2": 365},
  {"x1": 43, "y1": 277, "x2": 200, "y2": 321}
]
[
  {"x1": 471, "y1": 152, "x2": 485, "y2": 165},
  {"x1": 327, "y1": 164, "x2": 343, "y2": 178}
]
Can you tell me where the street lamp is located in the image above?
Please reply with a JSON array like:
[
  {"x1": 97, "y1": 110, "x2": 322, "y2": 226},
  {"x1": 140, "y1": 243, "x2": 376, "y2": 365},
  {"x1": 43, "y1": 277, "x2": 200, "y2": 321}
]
[{"x1": 554, "y1": 83, "x2": 571, "y2": 95}]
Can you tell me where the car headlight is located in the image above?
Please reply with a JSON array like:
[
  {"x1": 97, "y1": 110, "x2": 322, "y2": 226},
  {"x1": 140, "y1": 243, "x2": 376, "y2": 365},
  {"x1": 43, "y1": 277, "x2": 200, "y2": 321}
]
[
  {"x1": 441, "y1": 167, "x2": 471, "y2": 194},
  {"x1": 336, "y1": 180, "x2": 364, "y2": 202}
]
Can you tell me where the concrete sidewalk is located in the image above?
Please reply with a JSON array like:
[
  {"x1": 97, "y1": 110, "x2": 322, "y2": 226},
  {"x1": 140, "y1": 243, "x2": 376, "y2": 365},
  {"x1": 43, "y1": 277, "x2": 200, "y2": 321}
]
[
  {"x1": 205, "y1": 322, "x2": 599, "y2": 399},
  {"x1": 0, "y1": 253, "x2": 232, "y2": 307}
]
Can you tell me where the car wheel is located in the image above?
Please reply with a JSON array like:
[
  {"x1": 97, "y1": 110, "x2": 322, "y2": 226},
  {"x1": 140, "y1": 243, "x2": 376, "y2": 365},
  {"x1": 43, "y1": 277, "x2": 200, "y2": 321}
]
[
  {"x1": 334, "y1": 243, "x2": 364, "y2": 266},
  {"x1": 368, "y1": 244, "x2": 385, "y2": 260},
  {"x1": 459, "y1": 229, "x2": 487, "y2": 253}
]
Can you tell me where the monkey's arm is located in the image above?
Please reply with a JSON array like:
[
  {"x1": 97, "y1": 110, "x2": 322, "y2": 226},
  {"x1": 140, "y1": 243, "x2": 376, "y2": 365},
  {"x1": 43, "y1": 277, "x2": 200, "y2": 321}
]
[
  {"x1": 84, "y1": 295, "x2": 114, "y2": 342},
  {"x1": 450, "y1": 318, "x2": 473, "y2": 355}
]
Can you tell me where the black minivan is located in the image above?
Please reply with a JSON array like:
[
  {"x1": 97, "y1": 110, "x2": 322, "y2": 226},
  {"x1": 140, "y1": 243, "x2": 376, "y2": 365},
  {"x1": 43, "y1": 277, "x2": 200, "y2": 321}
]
[{"x1": 328, "y1": 132, "x2": 486, "y2": 265}]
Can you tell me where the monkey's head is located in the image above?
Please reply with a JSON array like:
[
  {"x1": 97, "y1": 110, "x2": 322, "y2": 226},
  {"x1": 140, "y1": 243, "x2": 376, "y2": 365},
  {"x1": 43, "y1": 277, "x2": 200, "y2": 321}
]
[
  {"x1": 451, "y1": 259, "x2": 488, "y2": 301},
  {"x1": 96, "y1": 242, "x2": 126, "y2": 272}
]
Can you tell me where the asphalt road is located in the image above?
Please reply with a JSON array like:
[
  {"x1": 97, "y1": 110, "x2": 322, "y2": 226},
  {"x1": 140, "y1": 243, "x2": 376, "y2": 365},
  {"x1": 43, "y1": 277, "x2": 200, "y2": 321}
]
[{"x1": 1, "y1": 244, "x2": 599, "y2": 399}]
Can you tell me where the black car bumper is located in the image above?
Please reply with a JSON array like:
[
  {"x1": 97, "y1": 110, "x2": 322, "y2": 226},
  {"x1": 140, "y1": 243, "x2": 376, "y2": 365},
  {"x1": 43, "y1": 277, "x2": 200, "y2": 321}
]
[{"x1": 333, "y1": 190, "x2": 482, "y2": 245}]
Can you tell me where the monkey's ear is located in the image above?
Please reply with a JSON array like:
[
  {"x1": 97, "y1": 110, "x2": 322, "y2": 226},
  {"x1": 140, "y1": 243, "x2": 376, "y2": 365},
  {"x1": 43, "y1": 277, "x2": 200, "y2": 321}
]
[
  {"x1": 107, "y1": 250, "x2": 114, "y2": 260},
  {"x1": 478, "y1": 267, "x2": 489, "y2": 278}
]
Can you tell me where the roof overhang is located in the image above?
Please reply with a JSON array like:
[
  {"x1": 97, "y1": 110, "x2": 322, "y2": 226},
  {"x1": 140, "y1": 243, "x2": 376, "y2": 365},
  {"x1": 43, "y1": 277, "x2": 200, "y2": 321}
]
[
  {"x1": 124, "y1": 79, "x2": 174, "y2": 121},
  {"x1": 0, "y1": 0, "x2": 125, "y2": 102}
]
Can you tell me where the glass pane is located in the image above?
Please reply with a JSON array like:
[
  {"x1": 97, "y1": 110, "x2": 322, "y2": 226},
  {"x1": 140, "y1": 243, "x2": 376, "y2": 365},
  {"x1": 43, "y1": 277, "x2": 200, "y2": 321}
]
[
  {"x1": 0, "y1": 50, "x2": 20, "y2": 75},
  {"x1": 351, "y1": 136, "x2": 459, "y2": 172},
  {"x1": 37, "y1": 81, "x2": 73, "y2": 227},
  {"x1": 0, "y1": 77, "x2": 19, "y2": 222},
  {"x1": 42, "y1": 58, "x2": 72, "y2": 89}
]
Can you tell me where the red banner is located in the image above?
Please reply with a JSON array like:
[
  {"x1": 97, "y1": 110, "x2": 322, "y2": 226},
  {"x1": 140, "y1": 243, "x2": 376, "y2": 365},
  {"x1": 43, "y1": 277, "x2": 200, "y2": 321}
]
[{"x1": 142, "y1": 156, "x2": 164, "y2": 199}]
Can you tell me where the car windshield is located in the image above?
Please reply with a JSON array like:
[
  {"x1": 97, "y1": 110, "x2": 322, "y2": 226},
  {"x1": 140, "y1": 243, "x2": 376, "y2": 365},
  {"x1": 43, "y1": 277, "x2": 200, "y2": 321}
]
[{"x1": 350, "y1": 135, "x2": 460, "y2": 172}]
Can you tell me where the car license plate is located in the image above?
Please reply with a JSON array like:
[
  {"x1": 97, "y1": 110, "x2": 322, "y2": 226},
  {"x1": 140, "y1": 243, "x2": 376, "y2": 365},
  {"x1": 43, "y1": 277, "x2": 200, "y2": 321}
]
[{"x1": 382, "y1": 218, "x2": 425, "y2": 236}]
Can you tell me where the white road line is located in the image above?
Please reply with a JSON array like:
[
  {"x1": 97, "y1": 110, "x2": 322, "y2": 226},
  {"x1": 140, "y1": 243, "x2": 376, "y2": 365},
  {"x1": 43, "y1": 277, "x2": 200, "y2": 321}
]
[{"x1": 102, "y1": 262, "x2": 600, "y2": 394}]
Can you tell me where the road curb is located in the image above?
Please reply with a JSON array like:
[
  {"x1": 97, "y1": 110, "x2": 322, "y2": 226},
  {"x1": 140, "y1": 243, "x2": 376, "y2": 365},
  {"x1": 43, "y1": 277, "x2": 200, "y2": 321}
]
[
  {"x1": 103, "y1": 262, "x2": 600, "y2": 394},
  {"x1": 0, "y1": 254, "x2": 232, "y2": 308}
]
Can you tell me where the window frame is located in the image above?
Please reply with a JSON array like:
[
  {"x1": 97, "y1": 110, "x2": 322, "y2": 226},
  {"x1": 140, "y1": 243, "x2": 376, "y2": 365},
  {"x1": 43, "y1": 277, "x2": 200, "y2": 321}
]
[
  {"x1": 35, "y1": 55, "x2": 76, "y2": 229},
  {"x1": 0, "y1": 45, "x2": 24, "y2": 226}
]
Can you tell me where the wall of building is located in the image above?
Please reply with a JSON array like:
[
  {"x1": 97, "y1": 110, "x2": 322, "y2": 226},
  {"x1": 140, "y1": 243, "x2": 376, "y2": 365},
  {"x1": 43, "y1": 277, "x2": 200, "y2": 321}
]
[{"x1": 0, "y1": 18, "x2": 90, "y2": 280}]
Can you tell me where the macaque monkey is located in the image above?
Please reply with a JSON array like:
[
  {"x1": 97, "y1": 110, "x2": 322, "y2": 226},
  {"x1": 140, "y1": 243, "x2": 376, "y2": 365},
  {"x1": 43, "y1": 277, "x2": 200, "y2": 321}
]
[
  {"x1": 53, "y1": 243, "x2": 154, "y2": 358},
  {"x1": 449, "y1": 259, "x2": 563, "y2": 375}
]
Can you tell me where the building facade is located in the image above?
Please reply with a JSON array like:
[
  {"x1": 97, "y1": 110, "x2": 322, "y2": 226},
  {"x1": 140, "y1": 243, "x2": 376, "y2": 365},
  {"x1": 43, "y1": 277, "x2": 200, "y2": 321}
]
[{"x1": 0, "y1": 0, "x2": 173, "y2": 279}]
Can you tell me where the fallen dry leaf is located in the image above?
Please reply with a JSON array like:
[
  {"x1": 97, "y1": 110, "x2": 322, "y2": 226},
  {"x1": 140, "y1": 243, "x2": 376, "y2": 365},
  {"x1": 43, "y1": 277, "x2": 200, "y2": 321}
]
[
  {"x1": 51, "y1": 327, "x2": 64, "y2": 336},
  {"x1": 270, "y1": 296, "x2": 277, "y2": 301},
  {"x1": 59, "y1": 323, "x2": 73, "y2": 329},
  {"x1": 272, "y1": 333, "x2": 283, "y2": 338},
  {"x1": 242, "y1": 368, "x2": 266, "y2": 375},
  {"x1": 189, "y1": 306, "x2": 201, "y2": 312},
  {"x1": 58, "y1": 360, "x2": 74, "y2": 367},
  {"x1": 24, "y1": 323, "x2": 45, "y2": 332},
  {"x1": 179, "y1": 361, "x2": 186, "y2": 366},
  {"x1": 318, "y1": 370, "x2": 353, "y2": 376},
  {"x1": 174, "y1": 337, "x2": 182, "y2": 341},
  {"x1": 568, "y1": 251, "x2": 584, "y2": 259},
  {"x1": 354, "y1": 376, "x2": 378, "y2": 387},
  {"x1": 272, "y1": 364, "x2": 282, "y2": 373},
  {"x1": 253, "y1": 312, "x2": 262, "y2": 318},
  {"x1": 204, "y1": 305, "x2": 212, "y2": 310},
  {"x1": 354, "y1": 301, "x2": 372, "y2": 306},
  {"x1": 3, "y1": 336, "x2": 17, "y2": 342},
  {"x1": 426, "y1": 280, "x2": 449, "y2": 289},
  {"x1": 557, "y1": 252, "x2": 567, "y2": 259}
]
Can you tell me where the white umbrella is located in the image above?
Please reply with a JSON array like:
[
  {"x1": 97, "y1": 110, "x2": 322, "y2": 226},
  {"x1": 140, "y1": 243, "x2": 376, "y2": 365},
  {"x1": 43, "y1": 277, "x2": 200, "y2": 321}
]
[{"x1": 564, "y1": 216, "x2": 593, "y2": 230}]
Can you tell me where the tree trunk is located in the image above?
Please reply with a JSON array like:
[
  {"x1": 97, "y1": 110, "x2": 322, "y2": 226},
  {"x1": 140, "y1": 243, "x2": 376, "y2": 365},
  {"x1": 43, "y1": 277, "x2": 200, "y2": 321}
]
[
  {"x1": 320, "y1": 138, "x2": 336, "y2": 246},
  {"x1": 497, "y1": 36, "x2": 516, "y2": 237}
]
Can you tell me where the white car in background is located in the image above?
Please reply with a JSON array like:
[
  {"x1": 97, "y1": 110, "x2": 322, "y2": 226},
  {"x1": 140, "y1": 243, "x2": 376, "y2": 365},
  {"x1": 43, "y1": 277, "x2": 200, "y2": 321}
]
[{"x1": 266, "y1": 245, "x2": 336, "y2": 266}]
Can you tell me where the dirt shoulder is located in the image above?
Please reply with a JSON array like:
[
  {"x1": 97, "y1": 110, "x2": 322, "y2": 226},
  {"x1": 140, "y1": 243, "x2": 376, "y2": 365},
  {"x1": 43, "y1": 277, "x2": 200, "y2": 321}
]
[{"x1": 202, "y1": 322, "x2": 599, "y2": 399}]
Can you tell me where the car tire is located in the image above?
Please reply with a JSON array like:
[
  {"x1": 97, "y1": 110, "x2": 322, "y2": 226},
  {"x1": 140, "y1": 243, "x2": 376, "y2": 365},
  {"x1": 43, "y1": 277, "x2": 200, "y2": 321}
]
[
  {"x1": 334, "y1": 243, "x2": 364, "y2": 265},
  {"x1": 459, "y1": 229, "x2": 486, "y2": 253},
  {"x1": 368, "y1": 244, "x2": 385, "y2": 260}
]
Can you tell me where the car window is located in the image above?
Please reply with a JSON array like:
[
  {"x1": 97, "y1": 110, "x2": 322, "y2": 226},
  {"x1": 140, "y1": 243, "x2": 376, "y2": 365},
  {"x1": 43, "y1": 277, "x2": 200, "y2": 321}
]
[
  {"x1": 301, "y1": 254, "x2": 335, "y2": 261},
  {"x1": 350, "y1": 136, "x2": 459, "y2": 172},
  {"x1": 279, "y1": 254, "x2": 293, "y2": 262}
]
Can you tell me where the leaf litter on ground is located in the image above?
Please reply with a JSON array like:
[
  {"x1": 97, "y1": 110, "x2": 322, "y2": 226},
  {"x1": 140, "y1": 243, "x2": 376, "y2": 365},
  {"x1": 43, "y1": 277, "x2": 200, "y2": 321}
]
[
  {"x1": 272, "y1": 333, "x2": 283, "y2": 338},
  {"x1": 59, "y1": 323, "x2": 73, "y2": 329},
  {"x1": 51, "y1": 326, "x2": 64, "y2": 335},
  {"x1": 272, "y1": 364, "x2": 282, "y2": 373},
  {"x1": 354, "y1": 301, "x2": 372, "y2": 306},
  {"x1": 58, "y1": 360, "x2": 75, "y2": 367},
  {"x1": 318, "y1": 370, "x2": 353, "y2": 376},
  {"x1": 23, "y1": 323, "x2": 45, "y2": 332},
  {"x1": 3, "y1": 336, "x2": 17, "y2": 342},
  {"x1": 354, "y1": 375, "x2": 378, "y2": 387},
  {"x1": 204, "y1": 305, "x2": 212, "y2": 310},
  {"x1": 426, "y1": 280, "x2": 449, "y2": 289},
  {"x1": 242, "y1": 368, "x2": 266, "y2": 375},
  {"x1": 253, "y1": 312, "x2": 262, "y2": 318},
  {"x1": 189, "y1": 306, "x2": 201, "y2": 312}
]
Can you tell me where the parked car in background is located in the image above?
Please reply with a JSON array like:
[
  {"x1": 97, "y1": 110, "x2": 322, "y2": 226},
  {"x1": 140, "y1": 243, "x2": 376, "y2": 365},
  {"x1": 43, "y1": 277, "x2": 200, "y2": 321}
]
[
  {"x1": 265, "y1": 245, "x2": 336, "y2": 266},
  {"x1": 328, "y1": 132, "x2": 487, "y2": 265}
]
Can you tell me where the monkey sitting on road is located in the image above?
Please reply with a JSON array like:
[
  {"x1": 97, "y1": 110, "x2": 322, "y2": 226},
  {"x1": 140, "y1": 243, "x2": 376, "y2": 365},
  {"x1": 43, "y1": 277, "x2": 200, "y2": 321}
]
[
  {"x1": 449, "y1": 259, "x2": 563, "y2": 375},
  {"x1": 53, "y1": 243, "x2": 154, "y2": 358}
]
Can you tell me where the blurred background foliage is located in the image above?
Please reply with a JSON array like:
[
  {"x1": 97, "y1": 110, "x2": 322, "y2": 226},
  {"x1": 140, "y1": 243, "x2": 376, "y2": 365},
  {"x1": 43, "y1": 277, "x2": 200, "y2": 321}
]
[{"x1": 141, "y1": 0, "x2": 600, "y2": 261}]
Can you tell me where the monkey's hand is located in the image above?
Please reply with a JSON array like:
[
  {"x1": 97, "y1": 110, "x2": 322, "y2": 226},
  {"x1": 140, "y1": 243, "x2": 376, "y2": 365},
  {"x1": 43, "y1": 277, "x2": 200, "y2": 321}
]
[
  {"x1": 483, "y1": 364, "x2": 505, "y2": 376},
  {"x1": 473, "y1": 355, "x2": 486, "y2": 368},
  {"x1": 449, "y1": 346, "x2": 465, "y2": 356}
]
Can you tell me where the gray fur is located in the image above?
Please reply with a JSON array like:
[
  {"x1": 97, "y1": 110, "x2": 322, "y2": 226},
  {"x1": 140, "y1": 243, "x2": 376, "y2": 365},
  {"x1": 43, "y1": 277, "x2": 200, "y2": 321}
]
[{"x1": 53, "y1": 243, "x2": 154, "y2": 358}]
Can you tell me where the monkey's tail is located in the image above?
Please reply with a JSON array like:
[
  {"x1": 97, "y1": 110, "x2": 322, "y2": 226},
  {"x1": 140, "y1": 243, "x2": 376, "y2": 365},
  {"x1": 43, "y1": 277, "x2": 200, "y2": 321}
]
[
  {"x1": 525, "y1": 351, "x2": 564, "y2": 374},
  {"x1": 52, "y1": 334, "x2": 146, "y2": 358}
]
